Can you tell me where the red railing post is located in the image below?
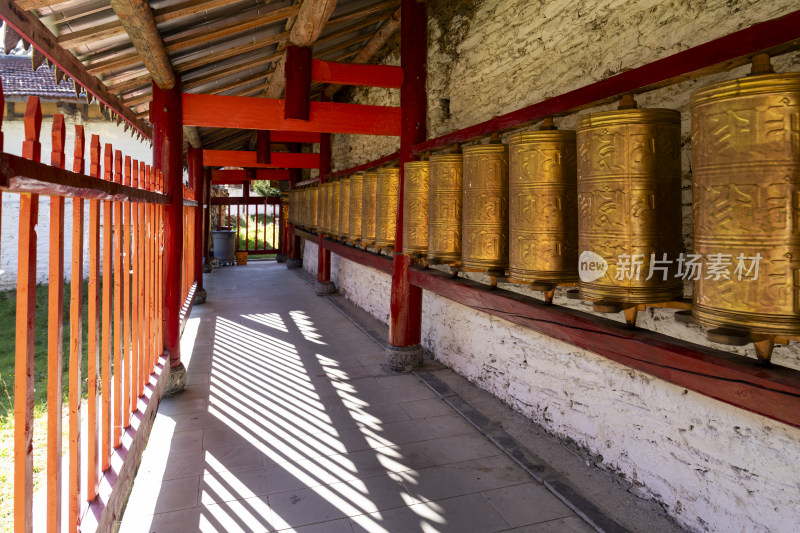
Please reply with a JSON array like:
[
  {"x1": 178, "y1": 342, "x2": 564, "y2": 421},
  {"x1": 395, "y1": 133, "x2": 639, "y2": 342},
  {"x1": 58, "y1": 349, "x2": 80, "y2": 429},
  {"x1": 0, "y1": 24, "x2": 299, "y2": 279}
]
[
  {"x1": 387, "y1": 0, "x2": 427, "y2": 371},
  {"x1": 69, "y1": 124, "x2": 85, "y2": 530},
  {"x1": 86, "y1": 134, "x2": 101, "y2": 501},
  {"x1": 316, "y1": 124, "x2": 335, "y2": 294},
  {"x1": 101, "y1": 143, "x2": 113, "y2": 471},
  {"x1": 123, "y1": 155, "x2": 133, "y2": 430},
  {"x1": 47, "y1": 113, "x2": 66, "y2": 533},
  {"x1": 151, "y1": 80, "x2": 186, "y2": 393},
  {"x1": 15, "y1": 95, "x2": 41, "y2": 533}
]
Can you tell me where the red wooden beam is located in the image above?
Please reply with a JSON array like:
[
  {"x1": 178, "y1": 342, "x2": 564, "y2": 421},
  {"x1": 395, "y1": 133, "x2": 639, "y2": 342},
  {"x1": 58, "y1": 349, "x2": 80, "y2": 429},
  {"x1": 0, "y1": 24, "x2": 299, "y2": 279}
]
[
  {"x1": 0, "y1": 153, "x2": 169, "y2": 203},
  {"x1": 210, "y1": 169, "x2": 291, "y2": 182},
  {"x1": 319, "y1": 236, "x2": 393, "y2": 275},
  {"x1": 203, "y1": 150, "x2": 320, "y2": 169},
  {"x1": 256, "y1": 130, "x2": 271, "y2": 165},
  {"x1": 183, "y1": 93, "x2": 401, "y2": 136},
  {"x1": 325, "y1": 151, "x2": 400, "y2": 180},
  {"x1": 210, "y1": 196, "x2": 281, "y2": 206},
  {"x1": 407, "y1": 266, "x2": 800, "y2": 429},
  {"x1": 285, "y1": 46, "x2": 312, "y2": 121},
  {"x1": 271, "y1": 131, "x2": 321, "y2": 143},
  {"x1": 312, "y1": 59, "x2": 404, "y2": 88},
  {"x1": 413, "y1": 8, "x2": 800, "y2": 153}
]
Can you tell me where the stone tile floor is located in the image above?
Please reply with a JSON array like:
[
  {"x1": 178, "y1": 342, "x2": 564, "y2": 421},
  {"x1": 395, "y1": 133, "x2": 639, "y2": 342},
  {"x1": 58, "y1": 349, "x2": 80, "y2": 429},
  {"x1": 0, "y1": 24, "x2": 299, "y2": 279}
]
[{"x1": 119, "y1": 261, "x2": 594, "y2": 533}]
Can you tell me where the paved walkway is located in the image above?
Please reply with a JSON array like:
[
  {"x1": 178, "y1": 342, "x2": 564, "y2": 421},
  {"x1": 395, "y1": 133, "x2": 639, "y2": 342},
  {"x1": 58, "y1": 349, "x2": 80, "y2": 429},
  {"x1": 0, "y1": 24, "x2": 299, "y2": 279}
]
[{"x1": 120, "y1": 261, "x2": 594, "y2": 533}]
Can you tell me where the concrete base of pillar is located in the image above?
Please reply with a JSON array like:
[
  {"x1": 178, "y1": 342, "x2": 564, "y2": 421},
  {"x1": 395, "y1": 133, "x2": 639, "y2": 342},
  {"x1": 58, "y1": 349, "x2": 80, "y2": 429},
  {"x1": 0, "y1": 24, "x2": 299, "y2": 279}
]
[
  {"x1": 315, "y1": 281, "x2": 337, "y2": 295},
  {"x1": 386, "y1": 344, "x2": 424, "y2": 373},
  {"x1": 276, "y1": 253, "x2": 287, "y2": 263},
  {"x1": 164, "y1": 362, "x2": 187, "y2": 397},
  {"x1": 287, "y1": 258, "x2": 302, "y2": 270},
  {"x1": 203, "y1": 261, "x2": 213, "y2": 273},
  {"x1": 195, "y1": 288, "x2": 207, "y2": 305}
]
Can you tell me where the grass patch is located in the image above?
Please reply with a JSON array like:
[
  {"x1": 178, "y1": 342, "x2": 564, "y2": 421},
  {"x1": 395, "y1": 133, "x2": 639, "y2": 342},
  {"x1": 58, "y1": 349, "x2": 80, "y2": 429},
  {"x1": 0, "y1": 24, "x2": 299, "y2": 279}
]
[
  {"x1": 235, "y1": 214, "x2": 278, "y2": 252},
  {"x1": 0, "y1": 282, "x2": 91, "y2": 532}
]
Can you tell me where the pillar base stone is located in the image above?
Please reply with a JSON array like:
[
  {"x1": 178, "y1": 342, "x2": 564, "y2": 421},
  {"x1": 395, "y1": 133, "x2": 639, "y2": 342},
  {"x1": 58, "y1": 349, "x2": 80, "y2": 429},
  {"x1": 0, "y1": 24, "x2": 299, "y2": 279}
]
[
  {"x1": 164, "y1": 362, "x2": 187, "y2": 397},
  {"x1": 386, "y1": 344, "x2": 424, "y2": 373},
  {"x1": 195, "y1": 288, "x2": 207, "y2": 305},
  {"x1": 202, "y1": 262, "x2": 213, "y2": 273},
  {"x1": 276, "y1": 253, "x2": 287, "y2": 263},
  {"x1": 316, "y1": 281, "x2": 337, "y2": 295},
  {"x1": 287, "y1": 258, "x2": 302, "y2": 269}
]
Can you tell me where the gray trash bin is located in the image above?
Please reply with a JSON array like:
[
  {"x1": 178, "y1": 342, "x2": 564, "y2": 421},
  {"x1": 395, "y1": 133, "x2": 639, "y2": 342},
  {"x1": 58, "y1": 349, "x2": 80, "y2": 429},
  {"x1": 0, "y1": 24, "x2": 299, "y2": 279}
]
[{"x1": 211, "y1": 230, "x2": 236, "y2": 265}]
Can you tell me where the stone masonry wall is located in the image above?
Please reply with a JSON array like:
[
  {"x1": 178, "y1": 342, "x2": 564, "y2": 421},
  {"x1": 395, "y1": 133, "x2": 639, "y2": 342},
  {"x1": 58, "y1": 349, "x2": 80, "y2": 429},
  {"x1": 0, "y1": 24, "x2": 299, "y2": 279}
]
[{"x1": 322, "y1": 1, "x2": 800, "y2": 531}]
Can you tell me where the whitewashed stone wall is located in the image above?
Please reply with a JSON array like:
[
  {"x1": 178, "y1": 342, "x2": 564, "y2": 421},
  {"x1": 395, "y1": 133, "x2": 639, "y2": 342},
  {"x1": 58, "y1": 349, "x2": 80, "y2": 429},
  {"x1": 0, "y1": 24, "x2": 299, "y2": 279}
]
[
  {"x1": 1, "y1": 117, "x2": 153, "y2": 291},
  {"x1": 320, "y1": 1, "x2": 800, "y2": 531}
]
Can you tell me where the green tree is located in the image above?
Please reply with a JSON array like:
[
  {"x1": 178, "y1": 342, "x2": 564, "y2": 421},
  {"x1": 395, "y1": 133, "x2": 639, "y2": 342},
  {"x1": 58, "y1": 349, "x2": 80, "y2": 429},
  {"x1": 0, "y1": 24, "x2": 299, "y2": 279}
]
[{"x1": 252, "y1": 180, "x2": 281, "y2": 197}]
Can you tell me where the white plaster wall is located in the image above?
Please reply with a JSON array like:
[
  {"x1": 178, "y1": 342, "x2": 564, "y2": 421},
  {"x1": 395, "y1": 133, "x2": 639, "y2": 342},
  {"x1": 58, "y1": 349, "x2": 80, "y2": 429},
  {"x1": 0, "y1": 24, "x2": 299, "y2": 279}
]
[
  {"x1": 302, "y1": 239, "x2": 319, "y2": 276},
  {"x1": 1, "y1": 116, "x2": 153, "y2": 291},
  {"x1": 421, "y1": 291, "x2": 800, "y2": 533}
]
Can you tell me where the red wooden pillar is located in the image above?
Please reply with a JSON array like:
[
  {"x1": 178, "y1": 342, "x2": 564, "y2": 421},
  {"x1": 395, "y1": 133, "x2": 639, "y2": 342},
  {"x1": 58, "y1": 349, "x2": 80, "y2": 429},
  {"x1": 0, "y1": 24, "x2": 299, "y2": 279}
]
[
  {"x1": 203, "y1": 168, "x2": 212, "y2": 263},
  {"x1": 286, "y1": 143, "x2": 302, "y2": 269},
  {"x1": 189, "y1": 147, "x2": 207, "y2": 303},
  {"x1": 316, "y1": 124, "x2": 335, "y2": 294},
  {"x1": 388, "y1": 0, "x2": 427, "y2": 371},
  {"x1": 151, "y1": 80, "x2": 186, "y2": 392}
]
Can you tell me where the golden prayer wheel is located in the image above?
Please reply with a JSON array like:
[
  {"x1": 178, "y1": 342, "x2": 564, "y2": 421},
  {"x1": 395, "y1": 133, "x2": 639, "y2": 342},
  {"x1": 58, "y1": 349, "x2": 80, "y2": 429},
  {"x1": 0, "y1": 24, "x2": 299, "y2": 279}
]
[
  {"x1": 361, "y1": 170, "x2": 378, "y2": 246},
  {"x1": 301, "y1": 188, "x2": 308, "y2": 228},
  {"x1": 375, "y1": 167, "x2": 399, "y2": 249},
  {"x1": 324, "y1": 182, "x2": 334, "y2": 235},
  {"x1": 577, "y1": 107, "x2": 683, "y2": 304},
  {"x1": 331, "y1": 180, "x2": 340, "y2": 238},
  {"x1": 428, "y1": 154, "x2": 463, "y2": 263},
  {"x1": 691, "y1": 72, "x2": 800, "y2": 337},
  {"x1": 348, "y1": 173, "x2": 363, "y2": 242},
  {"x1": 310, "y1": 185, "x2": 318, "y2": 231},
  {"x1": 403, "y1": 161, "x2": 430, "y2": 255},
  {"x1": 508, "y1": 130, "x2": 579, "y2": 285},
  {"x1": 339, "y1": 177, "x2": 351, "y2": 240},
  {"x1": 319, "y1": 182, "x2": 328, "y2": 234},
  {"x1": 462, "y1": 144, "x2": 509, "y2": 271}
]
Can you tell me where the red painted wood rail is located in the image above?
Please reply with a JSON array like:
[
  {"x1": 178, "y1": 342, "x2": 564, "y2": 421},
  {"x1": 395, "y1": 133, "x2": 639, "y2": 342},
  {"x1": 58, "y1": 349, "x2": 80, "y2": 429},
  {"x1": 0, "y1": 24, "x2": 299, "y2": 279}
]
[
  {"x1": 182, "y1": 93, "x2": 402, "y2": 136},
  {"x1": 413, "y1": 8, "x2": 800, "y2": 153},
  {"x1": 297, "y1": 233, "x2": 800, "y2": 430},
  {"x1": 311, "y1": 59, "x2": 404, "y2": 88},
  {"x1": 203, "y1": 150, "x2": 320, "y2": 169}
]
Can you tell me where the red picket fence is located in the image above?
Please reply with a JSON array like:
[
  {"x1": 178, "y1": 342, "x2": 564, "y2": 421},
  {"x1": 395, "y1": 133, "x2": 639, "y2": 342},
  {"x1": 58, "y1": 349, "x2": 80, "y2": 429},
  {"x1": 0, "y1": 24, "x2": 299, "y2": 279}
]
[{"x1": 0, "y1": 92, "x2": 186, "y2": 532}]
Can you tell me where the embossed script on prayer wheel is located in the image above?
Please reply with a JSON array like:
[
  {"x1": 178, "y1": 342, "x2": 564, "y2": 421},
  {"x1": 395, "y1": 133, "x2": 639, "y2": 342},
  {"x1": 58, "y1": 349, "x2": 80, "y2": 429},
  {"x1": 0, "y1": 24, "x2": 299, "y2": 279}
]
[
  {"x1": 428, "y1": 154, "x2": 463, "y2": 263},
  {"x1": 348, "y1": 174, "x2": 363, "y2": 242},
  {"x1": 319, "y1": 183, "x2": 328, "y2": 234},
  {"x1": 462, "y1": 145, "x2": 509, "y2": 271},
  {"x1": 331, "y1": 180, "x2": 340, "y2": 237},
  {"x1": 577, "y1": 108, "x2": 683, "y2": 303},
  {"x1": 361, "y1": 170, "x2": 378, "y2": 245},
  {"x1": 403, "y1": 161, "x2": 430, "y2": 255},
  {"x1": 376, "y1": 167, "x2": 400, "y2": 248},
  {"x1": 339, "y1": 177, "x2": 351, "y2": 240},
  {"x1": 691, "y1": 73, "x2": 800, "y2": 335},
  {"x1": 310, "y1": 185, "x2": 318, "y2": 230},
  {"x1": 509, "y1": 130, "x2": 578, "y2": 285}
]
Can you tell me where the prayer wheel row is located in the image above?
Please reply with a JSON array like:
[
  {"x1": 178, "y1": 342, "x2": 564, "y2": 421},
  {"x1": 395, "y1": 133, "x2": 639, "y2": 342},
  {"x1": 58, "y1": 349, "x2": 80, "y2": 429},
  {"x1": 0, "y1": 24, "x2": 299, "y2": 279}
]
[{"x1": 289, "y1": 68, "x2": 800, "y2": 356}]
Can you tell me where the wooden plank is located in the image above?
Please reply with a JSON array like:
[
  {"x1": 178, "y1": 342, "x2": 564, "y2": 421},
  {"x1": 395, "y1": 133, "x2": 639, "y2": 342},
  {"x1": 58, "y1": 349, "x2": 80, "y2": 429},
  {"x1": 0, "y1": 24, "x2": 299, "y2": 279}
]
[
  {"x1": 272, "y1": 131, "x2": 321, "y2": 143},
  {"x1": 256, "y1": 130, "x2": 271, "y2": 165},
  {"x1": 320, "y1": 236, "x2": 393, "y2": 275},
  {"x1": 0, "y1": 2, "x2": 151, "y2": 137},
  {"x1": 123, "y1": 156, "x2": 132, "y2": 430},
  {"x1": 203, "y1": 149, "x2": 320, "y2": 169},
  {"x1": 46, "y1": 113, "x2": 66, "y2": 533},
  {"x1": 14, "y1": 96, "x2": 41, "y2": 533},
  {"x1": 326, "y1": 151, "x2": 399, "y2": 180},
  {"x1": 112, "y1": 150, "x2": 123, "y2": 448},
  {"x1": 86, "y1": 135, "x2": 101, "y2": 502},
  {"x1": 184, "y1": 94, "x2": 401, "y2": 136},
  {"x1": 285, "y1": 46, "x2": 312, "y2": 120},
  {"x1": 413, "y1": 8, "x2": 800, "y2": 153},
  {"x1": 312, "y1": 59, "x2": 403, "y2": 88},
  {"x1": 210, "y1": 196, "x2": 281, "y2": 206},
  {"x1": 136, "y1": 162, "x2": 146, "y2": 397},
  {"x1": 68, "y1": 125, "x2": 85, "y2": 530},
  {"x1": 406, "y1": 266, "x2": 800, "y2": 429},
  {"x1": 0, "y1": 153, "x2": 170, "y2": 203},
  {"x1": 211, "y1": 168, "x2": 291, "y2": 182}
]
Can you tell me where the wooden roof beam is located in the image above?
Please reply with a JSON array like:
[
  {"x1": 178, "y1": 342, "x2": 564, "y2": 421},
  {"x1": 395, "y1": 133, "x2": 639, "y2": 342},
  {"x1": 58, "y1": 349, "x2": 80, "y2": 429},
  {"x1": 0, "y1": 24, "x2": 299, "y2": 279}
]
[
  {"x1": 57, "y1": 0, "x2": 250, "y2": 49},
  {"x1": 109, "y1": 0, "x2": 175, "y2": 89},
  {"x1": 324, "y1": 7, "x2": 400, "y2": 98}
]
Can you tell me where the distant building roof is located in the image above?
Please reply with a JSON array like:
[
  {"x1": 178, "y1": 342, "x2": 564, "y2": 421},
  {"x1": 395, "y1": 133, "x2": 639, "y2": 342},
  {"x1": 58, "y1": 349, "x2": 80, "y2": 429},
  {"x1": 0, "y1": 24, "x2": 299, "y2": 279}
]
[{"x1": 0, "y1": 54, "x2": 81, "y2": 100}]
